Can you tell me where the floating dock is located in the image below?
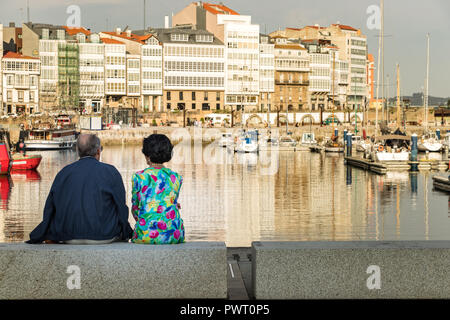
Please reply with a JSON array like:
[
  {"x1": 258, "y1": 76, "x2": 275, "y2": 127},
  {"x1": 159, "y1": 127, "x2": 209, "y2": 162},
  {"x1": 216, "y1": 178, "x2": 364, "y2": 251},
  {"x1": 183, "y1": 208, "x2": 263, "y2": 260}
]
[
  {"x1": 432, "y1": 175, "x2": 450, "y2": 192},
  {"x1": 345, "y1": 156, "x2": 448, "y2": 174}
]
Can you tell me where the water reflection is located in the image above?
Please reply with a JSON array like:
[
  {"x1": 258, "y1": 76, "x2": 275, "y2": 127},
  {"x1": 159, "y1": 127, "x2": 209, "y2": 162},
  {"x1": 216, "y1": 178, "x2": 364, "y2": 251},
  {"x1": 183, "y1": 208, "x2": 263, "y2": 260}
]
[{"x1": 0, "y1": 146, "x2": 449, "y2": 246}]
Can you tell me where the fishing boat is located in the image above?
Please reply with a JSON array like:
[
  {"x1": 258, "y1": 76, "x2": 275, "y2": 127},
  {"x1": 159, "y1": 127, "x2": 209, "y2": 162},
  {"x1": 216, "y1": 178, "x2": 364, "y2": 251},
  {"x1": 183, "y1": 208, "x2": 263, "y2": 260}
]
[
  {"x1": 10, "y1": 154, "x2": 42, "y2": 170},
  {"x1": 23, "y1": 128, "x2": 77, "y2": 150}
]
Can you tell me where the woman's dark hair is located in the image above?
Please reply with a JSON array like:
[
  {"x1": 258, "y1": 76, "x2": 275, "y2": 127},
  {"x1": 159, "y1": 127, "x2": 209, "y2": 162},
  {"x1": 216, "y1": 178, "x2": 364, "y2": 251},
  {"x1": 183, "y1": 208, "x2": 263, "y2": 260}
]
[{"x1": 142, "y1": 134, "x2": 173, "y2": 164}]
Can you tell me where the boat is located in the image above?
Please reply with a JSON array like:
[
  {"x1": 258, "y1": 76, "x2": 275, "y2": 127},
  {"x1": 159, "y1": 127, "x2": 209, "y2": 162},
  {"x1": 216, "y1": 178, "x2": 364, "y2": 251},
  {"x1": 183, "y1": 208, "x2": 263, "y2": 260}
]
[
  {"x1": 356, "y1": 140, "x2": 372, "y2": 153},
  {"x1": 10, "y1": 153, "x2": 42, "y2": 170},
  {"x1": 23, "y1": 128, "x2": 77, "y2": 150},
  {"x1": 375, "y1": 147, "x2": 410, "y2": 161},
  {"x1": 418, "y1": 132, "x2": 442, "y2": 152},
  {"x1": 279, "y1": 136, "x2": 298, "y2": 148},
  {"x1": 235, "y1": 130, "x2": 259, "y2": 153},
  {"x1": 300, "y1": 133, "x2": 317, "y2": 147},
  {"x1": 373, "y1": 133, "x2": 410, "y2": 161},
  {"x1": 0, "y1": 130, "x2": 12, "y2": 175},
  {"x1": 443, "y1": 132, "x2": 450, "y2": 149},
  {"x1": 218, "y1": 132, "x2": 233, "y2": 148},
  {"x1": 324, "y1": 135, "x2": 344, "y2": 153}
]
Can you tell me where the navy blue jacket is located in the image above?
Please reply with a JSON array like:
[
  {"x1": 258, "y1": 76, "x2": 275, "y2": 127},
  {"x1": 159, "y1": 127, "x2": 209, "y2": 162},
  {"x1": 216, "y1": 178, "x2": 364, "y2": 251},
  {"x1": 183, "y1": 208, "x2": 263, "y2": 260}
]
[{"x1": 27, "y1": 157, "x2": 132, "y2": 243}]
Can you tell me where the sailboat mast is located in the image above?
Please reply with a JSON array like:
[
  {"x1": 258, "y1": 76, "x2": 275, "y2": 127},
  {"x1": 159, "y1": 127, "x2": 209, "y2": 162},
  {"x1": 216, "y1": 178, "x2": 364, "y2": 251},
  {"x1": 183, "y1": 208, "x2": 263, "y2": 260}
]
[
  {"x1": 425, "y1": 33, "x2": 430, "y2": 132},
  {"x1": 375, "y1": 2, "x2": 382, "y2": 134},
  {"x1": 396, "y1": 63, "x2": 401, "y2": 127},
  {"x1": 381, "y1": 0, "x2": 385, "y2": 123}
]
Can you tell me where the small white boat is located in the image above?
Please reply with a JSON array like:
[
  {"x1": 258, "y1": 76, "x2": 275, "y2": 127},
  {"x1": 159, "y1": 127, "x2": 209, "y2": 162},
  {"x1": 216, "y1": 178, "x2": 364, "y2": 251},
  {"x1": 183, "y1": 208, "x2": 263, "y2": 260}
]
[
  {"x1": 442, "y1": 133, "x2": 450, "y2": 149},
  {"x1": 301, "y1": 133, "x2": 317, "y2": 147},
  {"x1": 356, "y1": 140, "x2": 372, "y2": 153},
  {"x1": 279, "y1": 136, "x2": 297, "y2": 148},
  {"x1": 418, "y1": 132, "x2": 442, "y2": 152},
  {"x1": 235, "y1": 130, "x2": 259, "y2": 153},
  {"x1": 218, "y1": 132, "x2": 233, "y2": 147},
  {"x1": 324, "y1": 138, "x2": 344, "y2": 153}
]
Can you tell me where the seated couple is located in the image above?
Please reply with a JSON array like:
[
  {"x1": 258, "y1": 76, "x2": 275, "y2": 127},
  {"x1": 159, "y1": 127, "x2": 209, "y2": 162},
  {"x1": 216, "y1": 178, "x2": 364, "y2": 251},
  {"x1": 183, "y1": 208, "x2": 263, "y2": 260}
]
[{"x1": 27, "y1": 133, "x2": 184, "y2": 245}]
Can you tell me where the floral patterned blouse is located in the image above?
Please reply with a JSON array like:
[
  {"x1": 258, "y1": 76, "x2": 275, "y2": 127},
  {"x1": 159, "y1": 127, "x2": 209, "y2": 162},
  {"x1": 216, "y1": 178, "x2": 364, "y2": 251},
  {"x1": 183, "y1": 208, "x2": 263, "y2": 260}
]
[{"x1": 131, "y1": 166, "x2": 185, "y2": 244}]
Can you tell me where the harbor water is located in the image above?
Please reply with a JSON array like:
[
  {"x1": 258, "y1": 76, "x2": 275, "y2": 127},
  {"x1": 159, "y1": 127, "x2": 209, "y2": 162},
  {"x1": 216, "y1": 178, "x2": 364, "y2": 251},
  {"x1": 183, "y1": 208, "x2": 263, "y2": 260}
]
[{"x1": 0, "y1": 144, "x2": 449, "y2": 247}]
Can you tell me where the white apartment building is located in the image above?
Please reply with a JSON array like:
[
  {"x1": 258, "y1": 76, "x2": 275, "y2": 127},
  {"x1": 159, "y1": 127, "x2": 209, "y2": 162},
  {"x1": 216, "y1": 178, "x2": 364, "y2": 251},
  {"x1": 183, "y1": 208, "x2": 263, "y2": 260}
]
[
  {"x1": 141, "y1": 36, "x2": 163, "y2": 112},
  {"x1": 308, "y1": 49, "x2": 331, "y2": 112},
  {"x1": 39, "y1": 39, "x2": 61, "y2": 109},
  {"x1": 126, "y1": 54, "x2": 141, "y2": 109},
  {"x1": 99, "y1": 30, "x2": 164, "y2": 113},
  {"x1": 259, "y1": 35, "x2": 274, "y2": 112},
  {"x1": 348, "y1": 34, "x2": 368, "y2": 109},
  {"x1": 1, "y1": 52, "x2": 40, "y2": 114},
  {"x1": 78, "y1": 34, "x2": 104, "y2": 113},
  {"x1": 103, "y1": 38, "x2": 127, "y2": 107},
  {"x1": 156, "y1": 27, "x2": 225, "y2": 111},
  {"x1": 219, "y1": 14, "x2": 260, "y2": 111},
  {"x1": 329, "y1": 48, "x2": 349, "y2": 109}
]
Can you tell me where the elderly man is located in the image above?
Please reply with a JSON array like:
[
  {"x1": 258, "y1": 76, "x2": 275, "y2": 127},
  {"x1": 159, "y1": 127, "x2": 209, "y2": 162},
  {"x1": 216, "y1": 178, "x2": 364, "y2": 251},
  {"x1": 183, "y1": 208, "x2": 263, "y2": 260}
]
[{"x1": 27, "y1": 134, "x2": 132, "y2": 244}]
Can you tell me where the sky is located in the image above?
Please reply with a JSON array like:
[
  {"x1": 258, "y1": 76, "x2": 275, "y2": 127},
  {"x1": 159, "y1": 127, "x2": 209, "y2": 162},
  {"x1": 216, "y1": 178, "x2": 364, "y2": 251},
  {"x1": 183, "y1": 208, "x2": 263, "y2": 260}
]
[{"x1": 0, "y1": 0, "x2": 449, "y2": 98}]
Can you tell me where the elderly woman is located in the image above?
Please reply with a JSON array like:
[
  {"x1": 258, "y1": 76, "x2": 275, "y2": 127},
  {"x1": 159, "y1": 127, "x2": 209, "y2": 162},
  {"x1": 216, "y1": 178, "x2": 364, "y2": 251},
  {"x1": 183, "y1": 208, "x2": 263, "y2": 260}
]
[{"x1": 131, "y1": 134, "x2": 185, "y2": 244}]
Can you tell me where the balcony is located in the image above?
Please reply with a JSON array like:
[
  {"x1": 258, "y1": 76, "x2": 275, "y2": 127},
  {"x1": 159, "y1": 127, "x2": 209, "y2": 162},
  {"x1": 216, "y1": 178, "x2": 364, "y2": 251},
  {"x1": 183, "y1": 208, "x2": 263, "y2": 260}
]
[{"x1": 275, "y1": 80, "x2": 309, "y2": 86}]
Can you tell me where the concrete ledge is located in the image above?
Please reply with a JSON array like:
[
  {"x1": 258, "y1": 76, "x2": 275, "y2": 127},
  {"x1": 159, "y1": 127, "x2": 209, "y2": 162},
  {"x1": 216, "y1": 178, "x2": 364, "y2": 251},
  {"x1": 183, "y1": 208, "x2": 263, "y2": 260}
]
[
  {"x1": 0, "y1": 242, "x2": 227, "y2": 299},
  {"x1": 252, "y1": 241, "x2": 450, "y2": 299}
]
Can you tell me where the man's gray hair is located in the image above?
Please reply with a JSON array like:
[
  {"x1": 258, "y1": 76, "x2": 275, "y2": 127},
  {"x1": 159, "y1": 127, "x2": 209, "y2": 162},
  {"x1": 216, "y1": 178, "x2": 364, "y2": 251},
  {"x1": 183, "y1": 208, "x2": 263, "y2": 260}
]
[{"x1": 77, "y1": 134, "x2": 101, "y2": 158}]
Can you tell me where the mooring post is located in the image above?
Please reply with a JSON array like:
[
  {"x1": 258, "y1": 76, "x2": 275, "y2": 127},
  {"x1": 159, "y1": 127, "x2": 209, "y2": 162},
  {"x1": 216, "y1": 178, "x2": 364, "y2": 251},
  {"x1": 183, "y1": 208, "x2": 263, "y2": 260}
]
[
  {"x1": 436, "y1": 128, "x2": 441, "y2": 140},
  {"x1": 410, "y1": 133, "x2": 418, "y2": 172},
  {"x1": 347, "y1": 133, "x2": 352, "y2": 157},
  {"x1": 343, "y1": 129, "x2": 347, "y2": 146}
]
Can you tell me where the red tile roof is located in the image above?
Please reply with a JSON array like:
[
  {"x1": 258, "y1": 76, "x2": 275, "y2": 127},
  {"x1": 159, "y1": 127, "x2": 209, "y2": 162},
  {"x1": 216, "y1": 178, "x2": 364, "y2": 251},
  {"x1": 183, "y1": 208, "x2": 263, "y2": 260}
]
[
  {"x1": 3, "y1": 51, "x2": 39, "y2": 60},
  {"x1": 101, "y1": 31, "x2": 153, "y2": 44},
  {"x1": 63, "y1": 26, "x2": 91, "y2": 36},
  {"x1": 202, "y1": 2, "x2": 239, "y2": 15},
  {"x1": 304, "y1": 25, "x2": 326, "y2": 30},
  {"x1": 100, "y1": 37, "x2": 125, "y2": 45},
  {"x1": 332, "y1": 24, "x2": 358, "y2": 32}
]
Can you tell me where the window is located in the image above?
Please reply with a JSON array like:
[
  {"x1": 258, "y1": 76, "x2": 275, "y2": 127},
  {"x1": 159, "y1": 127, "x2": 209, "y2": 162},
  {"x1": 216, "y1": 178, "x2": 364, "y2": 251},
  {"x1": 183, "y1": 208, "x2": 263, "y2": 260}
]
[
  {"x1": 216, "y1": 92, "x2": 220, "y2": 101},
  {"x1": 192, "y1": 103, "x2": 196, "y2": 110},
  {"x1": 167, "y1": 91, "x2": 171, "y2": 100},
  {"x1": 204, "y1": 92, "x2": 208, "y2": 101},
  {"x1": 216, "y1": 103, "x2": 220, "y2": 110},
  {"x1": 18, "y1": 91, "x2": 24, "y2": 102},
  {"x1": 167, "y1": 103, "x2": 171, "y2": 110},
  {"x1": 179, "y1": 92, "x2": 183, "y2": 100},
  {"x1": 192, "y1": 92, "x2": 196, "y2": 100}
]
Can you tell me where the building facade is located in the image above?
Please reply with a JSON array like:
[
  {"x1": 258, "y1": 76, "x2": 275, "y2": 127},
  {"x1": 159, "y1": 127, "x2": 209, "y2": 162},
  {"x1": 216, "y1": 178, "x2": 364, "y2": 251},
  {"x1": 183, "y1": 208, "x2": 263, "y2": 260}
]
[
  {"x1": 1, "y1": 52, "x2": 40, "y2": 114},
  {"x1": 272, "y1": 37, "x2": 310, "y2": 114},
  {"x1": 258, "y1": 34, "x2": 274, "y2": 112}
]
